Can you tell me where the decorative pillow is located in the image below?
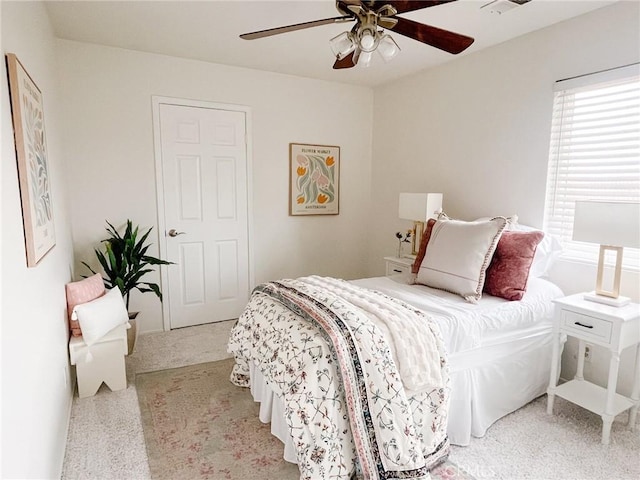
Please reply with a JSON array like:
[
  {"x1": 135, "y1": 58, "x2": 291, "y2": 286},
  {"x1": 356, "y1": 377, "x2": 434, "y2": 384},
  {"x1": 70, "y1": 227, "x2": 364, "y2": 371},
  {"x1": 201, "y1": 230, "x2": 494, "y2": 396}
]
[
  {"x1": 73, "y1": 287, "x2": 130, "y2": 346},
  {"x1": 475, "y1": 215, "x2": 563, "y2": 278},
  {"x1": 65, "y1": 273, "x2": 105, "y2": 337},
  {"x1": 416, "y1": 217, "x2": 508, "y2": 303},
  {"x1": 484, "y1": 230, "x2": 544, "y2": 301},
  {"x1": 412, "y1": 218, "x2": 437, "y2": 274}
]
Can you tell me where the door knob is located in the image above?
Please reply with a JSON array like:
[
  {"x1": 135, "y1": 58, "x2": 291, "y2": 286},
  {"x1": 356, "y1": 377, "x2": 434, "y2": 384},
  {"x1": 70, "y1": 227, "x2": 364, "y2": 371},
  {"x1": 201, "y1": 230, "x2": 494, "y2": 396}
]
[{"x1": 168, "y1": 229, "x2": 186, "y2": 237}]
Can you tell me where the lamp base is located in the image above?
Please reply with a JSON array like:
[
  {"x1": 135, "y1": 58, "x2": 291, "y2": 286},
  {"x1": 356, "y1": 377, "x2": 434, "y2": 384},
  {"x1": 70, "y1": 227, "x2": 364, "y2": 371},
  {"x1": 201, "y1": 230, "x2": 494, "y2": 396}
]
[
  {"x1": 411, "y1": 221, "x2": 425, "y2": 256},
  {"x1": 583, "y1": 291, "x2": 631, "y2": 308}
]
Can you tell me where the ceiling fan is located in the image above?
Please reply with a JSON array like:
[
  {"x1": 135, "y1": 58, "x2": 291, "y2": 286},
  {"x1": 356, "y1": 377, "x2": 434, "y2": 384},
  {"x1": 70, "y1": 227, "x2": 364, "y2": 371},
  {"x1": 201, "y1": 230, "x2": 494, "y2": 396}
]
[{"x1": 240, "y1": 1, "x2": 475, "y2": 69}]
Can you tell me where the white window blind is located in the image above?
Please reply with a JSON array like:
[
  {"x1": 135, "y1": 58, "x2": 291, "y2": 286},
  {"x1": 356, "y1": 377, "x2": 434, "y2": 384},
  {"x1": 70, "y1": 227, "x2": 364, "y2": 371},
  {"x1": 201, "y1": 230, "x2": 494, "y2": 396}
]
[{"x1": 543, "y1": 64, "x2": 640, "y2": 271}]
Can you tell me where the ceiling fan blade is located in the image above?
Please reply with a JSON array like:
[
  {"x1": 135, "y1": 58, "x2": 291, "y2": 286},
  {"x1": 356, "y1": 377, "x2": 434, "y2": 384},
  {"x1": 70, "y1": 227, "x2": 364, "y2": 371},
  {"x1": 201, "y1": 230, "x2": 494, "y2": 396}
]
[
  {"x1": 388, "y1": 16, "x2": 474, "y2": 54},
  {"x1": 369, "y1": 0, "x2": 457, "y2": 14},
  {"x1": 333, "y1": 51, "x2": 357, "y2": 69},
  {"x1": 240, "y1": 16, "x2": 353, "y2": 40}
]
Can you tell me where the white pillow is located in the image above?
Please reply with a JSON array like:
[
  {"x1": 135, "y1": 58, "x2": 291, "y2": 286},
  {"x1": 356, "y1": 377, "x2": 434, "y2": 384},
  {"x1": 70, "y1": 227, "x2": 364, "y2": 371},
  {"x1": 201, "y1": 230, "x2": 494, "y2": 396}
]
[
  {"x1": 73, "y1": 287, "x2": 130, "y2": 346},
  {"x1": 416, "y1": 217, "x2": 507, "y2": 303},
  {"x1": 509, "y1": 222, "x2": 563, "y2": 278},
  {"x1": 475, "y1": 215, "x2": 563, "y2": 278}
]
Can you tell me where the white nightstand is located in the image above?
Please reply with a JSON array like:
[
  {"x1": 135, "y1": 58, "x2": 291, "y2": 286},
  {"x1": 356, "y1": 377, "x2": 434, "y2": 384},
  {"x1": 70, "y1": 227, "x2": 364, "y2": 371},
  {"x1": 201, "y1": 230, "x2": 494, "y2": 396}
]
[
  {"x1": 383, "y1": 256, "x2": 414, "y2": 276},
  {"x1": 546, "y1": 293, "x2": 640, "y2": 444}
]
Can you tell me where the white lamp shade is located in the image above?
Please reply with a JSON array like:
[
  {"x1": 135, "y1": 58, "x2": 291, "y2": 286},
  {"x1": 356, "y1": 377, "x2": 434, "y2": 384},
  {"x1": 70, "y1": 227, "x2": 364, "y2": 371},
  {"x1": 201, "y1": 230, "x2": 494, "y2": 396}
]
[
  {"x1": 377, "y1": 34, "x2": 400, "y2": 63},
  {"x1": 398, "y1": 193, "x2": 443, "y2": 221},
  {"x1": 572, "y1": 201, "x2": 640, "y2": 248},
  {"x1": 330, "y1": 31, "x2": 356, "y2": 59},
  {"x1": 359, "y1": 30, "x2": 376, "y2": 52},
  {"x1": 357, "y1": 50, "x2": 373, "y2": 68}
]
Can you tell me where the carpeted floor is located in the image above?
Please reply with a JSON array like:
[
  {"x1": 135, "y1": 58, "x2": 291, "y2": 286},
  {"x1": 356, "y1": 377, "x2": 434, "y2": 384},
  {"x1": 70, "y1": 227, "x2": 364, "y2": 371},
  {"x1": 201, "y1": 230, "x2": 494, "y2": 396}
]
[
  {"x1": 451, "y1": 395, "x2": 640, "y2": 480},
  {"x1": 62, "y1": 320, "x2": 640, "y2": 480}
]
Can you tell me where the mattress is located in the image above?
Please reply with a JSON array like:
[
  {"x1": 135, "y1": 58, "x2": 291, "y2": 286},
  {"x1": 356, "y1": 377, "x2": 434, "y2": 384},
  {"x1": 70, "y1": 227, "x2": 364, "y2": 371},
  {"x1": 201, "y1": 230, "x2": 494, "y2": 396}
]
[
  {"x1": 351, "y1": 274, "x2": 563, "y2": 355},
  {"x1": 351, "y1": 274, "x2": 564, "y2": 444}
]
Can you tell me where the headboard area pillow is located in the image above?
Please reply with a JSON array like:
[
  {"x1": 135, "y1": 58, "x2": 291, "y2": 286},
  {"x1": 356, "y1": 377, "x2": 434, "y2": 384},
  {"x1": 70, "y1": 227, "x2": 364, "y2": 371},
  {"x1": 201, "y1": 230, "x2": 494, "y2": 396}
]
[
  {"x1": 415, "y1": 216, "x2": 508, "y2": 303},
  {"x1": 510, "y1": 222, "x2": 562, "y2": 278},
  {"x1": 474, "y1": 215, "x2": 563, "y2": 278},
  {"x1": 484, "y1": 230, "x2": 544, "y2": 301}
]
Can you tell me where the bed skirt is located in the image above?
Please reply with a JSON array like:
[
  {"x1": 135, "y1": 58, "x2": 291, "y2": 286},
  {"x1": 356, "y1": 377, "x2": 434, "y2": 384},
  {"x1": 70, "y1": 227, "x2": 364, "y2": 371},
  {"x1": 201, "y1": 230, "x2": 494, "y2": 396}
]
[
  {"x1": 249, "y1": 362, "x2": 299, "y2": 463},
  {"x1": 446, "y1": 324, "x2": 560, "y2": 445},
  {"x1": 247, "y1": 322, "x2": 562, "y2": 463}
]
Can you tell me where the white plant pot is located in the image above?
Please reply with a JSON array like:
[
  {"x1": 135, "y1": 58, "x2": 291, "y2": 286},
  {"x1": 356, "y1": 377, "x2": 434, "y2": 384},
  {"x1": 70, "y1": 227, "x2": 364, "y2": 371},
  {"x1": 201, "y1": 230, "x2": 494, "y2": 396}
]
[{"x1": 127, "y1": 311, "x2": 139, "y2": 355}]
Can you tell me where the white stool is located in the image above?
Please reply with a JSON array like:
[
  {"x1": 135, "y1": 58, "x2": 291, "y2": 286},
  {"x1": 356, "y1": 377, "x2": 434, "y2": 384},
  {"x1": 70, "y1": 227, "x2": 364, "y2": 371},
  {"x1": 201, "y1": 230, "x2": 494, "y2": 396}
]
[{"x1": 69, "y1": 324, "x2": 128, "y2": 398}]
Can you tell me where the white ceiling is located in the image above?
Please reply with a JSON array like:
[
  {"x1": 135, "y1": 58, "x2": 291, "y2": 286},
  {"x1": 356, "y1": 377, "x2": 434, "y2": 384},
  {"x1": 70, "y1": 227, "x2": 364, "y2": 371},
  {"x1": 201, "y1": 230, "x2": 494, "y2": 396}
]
[{"x1": 45, "y1": 0, "x2": 617, "y2": 87}]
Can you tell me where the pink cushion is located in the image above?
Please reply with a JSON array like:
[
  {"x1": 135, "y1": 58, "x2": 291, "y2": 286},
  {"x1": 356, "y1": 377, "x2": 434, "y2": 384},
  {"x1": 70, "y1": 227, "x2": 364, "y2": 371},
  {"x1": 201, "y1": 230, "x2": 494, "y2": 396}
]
[
  {"x1": 65, "y1": 273, "x2": 105, "y2": 336},
  {"x1": 484, "y1": 230, "x2": 544, "y2": 301},
  {"x1": 412, "y1": 218, "x2": 437, "y2": 274}
]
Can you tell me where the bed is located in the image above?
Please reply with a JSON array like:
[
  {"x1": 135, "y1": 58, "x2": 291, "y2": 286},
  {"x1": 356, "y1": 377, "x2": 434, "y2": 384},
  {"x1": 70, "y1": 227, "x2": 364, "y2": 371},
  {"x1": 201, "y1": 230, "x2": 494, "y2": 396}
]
[
  {"x1": 353, "y1": 274, "x2": 563, "y2": 446},
  {"x1": 228, "y1": 216, "x2": 564, "y2": 480}
]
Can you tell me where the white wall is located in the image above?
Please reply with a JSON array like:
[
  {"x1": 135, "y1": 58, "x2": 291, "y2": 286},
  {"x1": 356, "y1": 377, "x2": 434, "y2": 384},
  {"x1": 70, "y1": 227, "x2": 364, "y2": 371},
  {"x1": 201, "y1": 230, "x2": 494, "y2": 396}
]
[
  {"x1": 1, "y1": 3, "x2": 635, "y2": 476},
  {"x1": 1, "y1": 2, "x2": 75, "y2": 478},
  {"x1": 55, "y1": 40, "x2": 373, "y2": 333},
  {"x1": 370, "y1": 2, "x2": 639, "y2": 392}
]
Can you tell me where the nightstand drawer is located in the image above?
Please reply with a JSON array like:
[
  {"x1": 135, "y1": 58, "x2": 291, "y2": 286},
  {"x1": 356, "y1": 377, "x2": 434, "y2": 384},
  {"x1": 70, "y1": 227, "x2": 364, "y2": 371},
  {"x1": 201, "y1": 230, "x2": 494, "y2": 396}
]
[
  {"x1": 386, "y1": 263, "x2": 411, "y2": 276},
  {"x1": 562, "y1": 311, "x2": 612, "y2": 343},
  {"x1": 384, "y1": 256, "x2": 414, "y2": 277}
]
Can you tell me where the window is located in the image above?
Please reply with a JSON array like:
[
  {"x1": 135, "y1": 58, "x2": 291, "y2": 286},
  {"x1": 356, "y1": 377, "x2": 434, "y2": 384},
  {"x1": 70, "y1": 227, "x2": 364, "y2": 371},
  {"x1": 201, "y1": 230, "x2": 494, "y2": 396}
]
[{"x1": 543, "y1": 64, "x2": 640, "y2": 270}]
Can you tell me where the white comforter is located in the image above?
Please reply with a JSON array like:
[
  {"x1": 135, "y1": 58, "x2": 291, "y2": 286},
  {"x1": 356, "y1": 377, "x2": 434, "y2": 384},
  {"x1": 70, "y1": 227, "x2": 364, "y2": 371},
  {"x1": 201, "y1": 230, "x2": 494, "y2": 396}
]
[{"x1": 228, "y1": 276, "x2": 450, "y2": 480}]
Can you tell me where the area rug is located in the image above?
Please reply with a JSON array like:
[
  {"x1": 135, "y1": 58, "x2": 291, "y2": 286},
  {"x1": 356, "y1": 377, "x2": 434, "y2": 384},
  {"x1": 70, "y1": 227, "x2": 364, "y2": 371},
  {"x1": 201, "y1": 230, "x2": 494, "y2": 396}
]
[{"x1": 136, "y1": 358, "x2": 475, "y2": 480}]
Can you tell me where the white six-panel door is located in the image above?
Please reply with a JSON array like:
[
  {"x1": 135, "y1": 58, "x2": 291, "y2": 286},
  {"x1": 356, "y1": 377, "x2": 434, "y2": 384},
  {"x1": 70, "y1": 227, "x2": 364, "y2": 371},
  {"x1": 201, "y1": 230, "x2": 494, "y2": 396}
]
[{"x1": 157, "y1": 102, "x2": 249, "y2": 329}]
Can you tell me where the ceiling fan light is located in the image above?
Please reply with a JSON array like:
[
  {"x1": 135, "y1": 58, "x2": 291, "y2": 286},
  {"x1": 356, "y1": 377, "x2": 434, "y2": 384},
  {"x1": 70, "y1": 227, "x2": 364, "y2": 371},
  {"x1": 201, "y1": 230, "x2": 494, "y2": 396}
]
[
  {"x1": 358, "y1": 29, "x2": 377, "y2": 52},
  {"x1": 357, "y1": 50, "x2": 373, "y2": 68},
  {"x1": 330, "y1": 31, "x2": 356, "y2": 59},
  {"x1": 377, "y1": 34, "x2": 400, "y2": 63}
]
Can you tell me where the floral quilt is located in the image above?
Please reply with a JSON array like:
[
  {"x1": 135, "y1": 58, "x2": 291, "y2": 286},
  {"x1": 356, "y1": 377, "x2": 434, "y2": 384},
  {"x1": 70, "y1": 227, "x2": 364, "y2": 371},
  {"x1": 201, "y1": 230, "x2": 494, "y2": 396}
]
[{"x1": 228, "y1": 276, "x2": 450, "y2": 480}]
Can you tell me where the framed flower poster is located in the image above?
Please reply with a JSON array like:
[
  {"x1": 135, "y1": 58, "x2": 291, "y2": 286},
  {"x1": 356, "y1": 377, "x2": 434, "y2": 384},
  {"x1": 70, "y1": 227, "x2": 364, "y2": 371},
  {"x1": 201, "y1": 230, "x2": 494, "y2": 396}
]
[
  {"x1": 6, "y1": 53, "x2": 56, "y2": 267},
  {"x1": 290, "y1": 143, "x2": 340, "y2": 216}
]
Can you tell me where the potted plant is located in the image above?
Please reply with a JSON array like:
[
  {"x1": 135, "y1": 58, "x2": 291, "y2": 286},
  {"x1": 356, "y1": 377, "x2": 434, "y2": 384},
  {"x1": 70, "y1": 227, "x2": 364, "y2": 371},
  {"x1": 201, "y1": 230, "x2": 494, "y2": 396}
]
[{"x1": 82, "y1": 220, "x2": 173, "y2": 353}]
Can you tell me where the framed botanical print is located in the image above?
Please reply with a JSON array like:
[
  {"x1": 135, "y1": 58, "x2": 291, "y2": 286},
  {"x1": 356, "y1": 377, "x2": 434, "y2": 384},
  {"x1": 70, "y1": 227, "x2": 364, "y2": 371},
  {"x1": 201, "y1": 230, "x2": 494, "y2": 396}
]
[
  {"x1": 6, "y1": 53, "x2": 56, "y2": 266},
  {"x1": 289, "y1": 143, "x2": 340, "y2": 216}
]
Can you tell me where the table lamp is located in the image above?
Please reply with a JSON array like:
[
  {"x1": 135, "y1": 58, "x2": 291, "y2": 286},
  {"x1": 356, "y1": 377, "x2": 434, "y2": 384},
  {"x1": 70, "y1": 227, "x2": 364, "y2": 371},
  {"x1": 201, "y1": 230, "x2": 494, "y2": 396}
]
[
  {"x1": 572, "y1": 200, "x2": 640, "y2": 307},
  {"x1": 398, "y1": 193, "x2": 443, "y2": 256}
]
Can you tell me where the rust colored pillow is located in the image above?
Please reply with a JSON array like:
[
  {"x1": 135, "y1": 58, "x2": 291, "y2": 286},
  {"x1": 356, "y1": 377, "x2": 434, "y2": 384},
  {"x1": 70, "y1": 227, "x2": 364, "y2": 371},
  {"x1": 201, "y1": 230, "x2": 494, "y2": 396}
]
[
  {"x1": 65, "y1": 273, "x2": 106, "y2": 336},
  {"x1": 411, "y1": 218, "x2": 437, "y2": 274},
  {"x1": 484, "y1": 230, "x2": 544, "y2": 301}
]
